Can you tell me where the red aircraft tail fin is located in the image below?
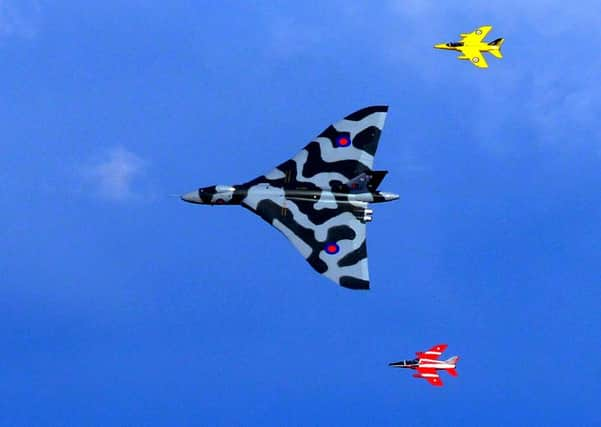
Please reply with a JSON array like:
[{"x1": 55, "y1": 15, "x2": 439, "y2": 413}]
[{"x1": 446, "y1": 368, "x2": 458, "y2": 377}]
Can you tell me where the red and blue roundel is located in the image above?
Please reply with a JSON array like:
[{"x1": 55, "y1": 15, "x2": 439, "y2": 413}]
[
  {"x1": 324, "y1": 242, "x2": 340, "y2": 255},
  {"x1": 335, "y1": 133, "x2": 352, "y2": 148}
]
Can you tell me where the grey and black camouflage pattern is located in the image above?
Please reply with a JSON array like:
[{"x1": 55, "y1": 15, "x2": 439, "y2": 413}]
[{"x1": 182, "y1": 106, "x2": 398, "y2": 290}]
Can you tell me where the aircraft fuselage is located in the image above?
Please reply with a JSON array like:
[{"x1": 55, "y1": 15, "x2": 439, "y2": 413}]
[
  {"x1": 181, "y1": 183, "x2": 399, "y2": 206},
  {"x1": 434, "y1": 40, "x2": 501, "y2": 57},
  {"x1": 389, "y1": 359, "x2": 455, "y2": 369}
]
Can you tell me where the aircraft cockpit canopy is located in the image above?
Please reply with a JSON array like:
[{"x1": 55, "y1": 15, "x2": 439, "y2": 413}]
[{"x1": 447, "y1": 42, "x2": 464, "y2": 47}]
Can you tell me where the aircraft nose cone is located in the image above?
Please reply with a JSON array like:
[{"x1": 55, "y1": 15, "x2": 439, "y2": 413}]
[
  {"x1": 434, "y1": 43, "x2": 446, "y2": 49},
  {"x1": 181, "y1": 190, "x2": 202, "y2": 203}
]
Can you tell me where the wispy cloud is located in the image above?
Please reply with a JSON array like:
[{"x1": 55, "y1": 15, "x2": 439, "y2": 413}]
[
  {"x1": 0, "y1": 0, "x2": 41, "y2": 38},
  {"x1": 83, "y1": 147, "x2": 146, "y2": 202}
]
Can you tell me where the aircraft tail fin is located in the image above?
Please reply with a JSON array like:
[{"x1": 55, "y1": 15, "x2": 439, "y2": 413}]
[
  {"x1": 367, "y1": 170, "x2": 388, "y2": 191},
  {"x1": 488, "y1": 38, "x2": 504, "y2": 58},
  {"x1": 445, "y1": 356, "x2": 459, "y2": 376},
  {"x1": 344, "y1": 173, "x2": 370, "y2": 193},
  {"x1": 446, "y1": 355, "x2": 459, "y2": 364},
  {"x1": 344, "y1": 170, "x2": 388, "y2": 193}
]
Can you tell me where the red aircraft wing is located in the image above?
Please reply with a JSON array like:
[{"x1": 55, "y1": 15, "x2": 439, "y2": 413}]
[
  {"x1": 418, "y1": 344, "x2": 448, "y2": 360},
  {"x1": 414, "y1": 367, "x2": 443, "y2": 387},
  {"x1": 425, "y1": 376, "x2": 443, "y2": 387}
]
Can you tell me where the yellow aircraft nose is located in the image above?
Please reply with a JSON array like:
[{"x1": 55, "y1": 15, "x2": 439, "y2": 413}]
[{"x1": 434, "y1": 43, "x2": 447, "y2": 49}]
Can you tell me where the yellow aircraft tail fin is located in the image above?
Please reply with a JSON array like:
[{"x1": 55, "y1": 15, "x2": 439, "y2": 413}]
[{"x1": 488, "y1": 38, "x2": 504, "y2": 58}]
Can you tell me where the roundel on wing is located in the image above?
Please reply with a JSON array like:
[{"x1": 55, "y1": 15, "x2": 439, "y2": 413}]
[
  {"x1": 335, "y1": 133, "x2": 352, "y2": 148},
  {"x1": 324, "y1": 242, "x2": 340, "y2": 255}
]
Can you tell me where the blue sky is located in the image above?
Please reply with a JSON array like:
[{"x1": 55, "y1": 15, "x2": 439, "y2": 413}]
[{"x1": 2, "y1": 1, "x2": 600, "y2": 425}]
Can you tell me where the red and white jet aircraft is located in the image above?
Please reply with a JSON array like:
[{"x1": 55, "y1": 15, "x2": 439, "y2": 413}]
[{"x1": 389, "y1": 344, "x2": 459, "y2": 387}]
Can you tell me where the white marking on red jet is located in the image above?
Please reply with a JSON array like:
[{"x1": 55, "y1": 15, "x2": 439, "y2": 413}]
[{"x1": 389, "y1": 344, "x2": 459, "y2": 387}]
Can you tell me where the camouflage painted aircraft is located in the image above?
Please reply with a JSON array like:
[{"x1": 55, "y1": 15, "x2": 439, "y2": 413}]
[
  {"x1": 435, "y1": 25, "x2": 504, "y2": 68},
  {"x1": 181, "y1": 106, "x2": 399, "y2": 290}
]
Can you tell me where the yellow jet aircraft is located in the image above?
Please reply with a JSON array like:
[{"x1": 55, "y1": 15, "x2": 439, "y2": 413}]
[{"x1": 434, "y1": 26, "x2": 504, "y2": 68}]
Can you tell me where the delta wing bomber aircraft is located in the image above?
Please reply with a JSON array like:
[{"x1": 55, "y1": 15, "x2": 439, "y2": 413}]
[
  {"x1": 181, "y1": 106, "x2": 399, "y2": 290},
  {"x1": 435, "y1": 25, "x2": 504, "y2": 68},
  {"x1": 389, "y1": 344, "x2": 460, "y2": 387}
]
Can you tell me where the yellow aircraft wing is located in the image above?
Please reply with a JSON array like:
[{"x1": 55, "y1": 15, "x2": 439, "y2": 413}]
[
  {"x1": 458, "y1": 47, "x2": 488, "y2": 68},
  {"x1": 460, "y1": 26, "x2": 492, "y2": 43}
]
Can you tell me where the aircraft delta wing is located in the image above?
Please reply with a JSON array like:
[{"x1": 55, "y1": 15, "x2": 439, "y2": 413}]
[
  {"x1": 181, "y1": 106, "x2": 398, "y2": 289},
  {"x1": 241, "y1": 106, "x2": 389, "y2": 290}
]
